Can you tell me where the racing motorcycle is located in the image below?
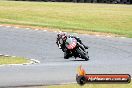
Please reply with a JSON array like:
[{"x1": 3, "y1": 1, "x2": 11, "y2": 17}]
[{"x1": 63, "y1": 37, "x2": 89, "y2": 61}]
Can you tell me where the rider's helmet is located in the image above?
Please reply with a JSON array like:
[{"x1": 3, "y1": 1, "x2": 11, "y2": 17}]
[{"x1": 57, "y1": 32, "x2": 66, "y2": 38}]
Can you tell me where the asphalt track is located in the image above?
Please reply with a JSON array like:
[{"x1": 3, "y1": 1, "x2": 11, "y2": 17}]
[{"x1": 0, "y1": 25, "x2": 132, "y2": 87}]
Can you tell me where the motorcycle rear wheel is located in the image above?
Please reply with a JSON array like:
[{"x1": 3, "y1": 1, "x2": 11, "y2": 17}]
[{"x1": 64, "y1": 52, "x2": 69, "y2": 59}]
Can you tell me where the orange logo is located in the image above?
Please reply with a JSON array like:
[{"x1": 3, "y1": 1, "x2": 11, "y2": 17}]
[{"x1": 76, "y1": 65, "x2": 131, "y2": 85}]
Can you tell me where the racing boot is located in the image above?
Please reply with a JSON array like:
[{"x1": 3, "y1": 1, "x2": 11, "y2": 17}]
[
  {"x1": 82, "y1": 44, "x2": 89, "y2": 49},
  {"x1": 78, "y1": 39, "x2": 89, "y2": 49}
]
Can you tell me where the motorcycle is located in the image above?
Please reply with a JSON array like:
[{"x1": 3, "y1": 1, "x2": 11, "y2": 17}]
[{"x1": 64, "y1": 37, "x2": 89, "y2": 61}]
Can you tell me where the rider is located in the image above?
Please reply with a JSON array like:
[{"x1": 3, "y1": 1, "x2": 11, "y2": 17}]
[{"x1": 56, "y1": 32, "x2": 88, "y2": 52}]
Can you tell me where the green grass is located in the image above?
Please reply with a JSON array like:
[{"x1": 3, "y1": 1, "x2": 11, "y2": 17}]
[
  {"x1": 0, "y1": 1, "x2": 132, "y2": 37},
  {"x1": 46, "y1": 83, "x2": 132, "y2": 88},
  {"x1": 0, "y1": 56, "x2": 30, "y2": 64}
]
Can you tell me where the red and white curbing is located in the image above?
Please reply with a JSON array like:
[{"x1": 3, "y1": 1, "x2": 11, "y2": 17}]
[
  {"x1": 15, "y1": 26, "x2": 19, "y2": 29},
  {"x1": 0, "y1": 54, "x2": 40, "y2": 67},
  {"x1": 0, "y1": 25, "x2": 127, "y2": 38},
  {"x1": 6, "y1": 26, "x2": 11, "y2": 28}
]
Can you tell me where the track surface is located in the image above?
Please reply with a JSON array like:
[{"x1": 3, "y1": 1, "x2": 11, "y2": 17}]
[{"x1": 0, "y1": 26, "x2": 132, "y2": 87}]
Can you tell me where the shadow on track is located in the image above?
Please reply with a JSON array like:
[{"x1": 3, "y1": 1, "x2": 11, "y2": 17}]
[{"x1": 70, "y1": 59, "x2": 87, "y2": 61}]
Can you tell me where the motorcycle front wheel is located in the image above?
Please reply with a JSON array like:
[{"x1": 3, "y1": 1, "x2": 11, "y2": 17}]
[{"x1": 76, "y1": 48, "x2": 89, "y2": 61}]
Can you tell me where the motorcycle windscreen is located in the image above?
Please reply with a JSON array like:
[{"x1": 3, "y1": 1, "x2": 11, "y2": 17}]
[{"x1": 65, "y1": 38, "x2": 77, "y2": 50}]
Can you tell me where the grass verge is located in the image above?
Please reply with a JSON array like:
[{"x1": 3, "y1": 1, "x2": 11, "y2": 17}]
[
  {"x1": 0, "y1": 1, "x2": 132, "y2": 37},
  {"x1": 0, "y1": 56, "x2": 30, "y2": 65},
  {"x1": 46, "y1": 83, "x2": 132, "y2": 88}
]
